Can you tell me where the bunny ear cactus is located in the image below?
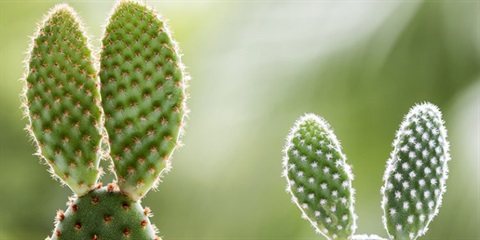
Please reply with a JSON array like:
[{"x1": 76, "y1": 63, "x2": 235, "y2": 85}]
[
  {"x1": 22, "y1": 4, "x2": 103, "y2": 196},
  {"x1": 283, "y1": 103, "x2": 449, "y2": 240},
  {"x1": 100, "y1": 0, "x2": 187, "y2": 201},
  {"x1": 283, "y1": 114, "x2": 357, "y2": 240},
  {"x1": 381, "y1": 103, "x2": 450, "y2": 240},
  {"x1": 22, "y1": 1, "x2": 188, "y2": 239}
]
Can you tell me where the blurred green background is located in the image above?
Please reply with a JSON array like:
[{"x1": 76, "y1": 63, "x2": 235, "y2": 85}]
[{"x1": 0, "y1": 1, "x2": 478, "y2": 239}]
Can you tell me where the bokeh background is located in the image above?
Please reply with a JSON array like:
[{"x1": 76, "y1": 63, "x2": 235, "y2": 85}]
[{"x1": 0, "y1": 0, "x2": 478, "y2": 239}]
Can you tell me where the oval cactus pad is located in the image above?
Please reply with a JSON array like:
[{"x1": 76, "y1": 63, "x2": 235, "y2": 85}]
[
  {"x1": 283, "y1": 114, "x2": 356, "y2": 240},
  {"x1": 100, "y1": 0, "x2": 187, "y2": 201}
]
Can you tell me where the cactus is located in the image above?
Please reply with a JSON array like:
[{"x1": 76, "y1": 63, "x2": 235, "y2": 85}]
[
  {"x1": 283, "y1": 114, "x2": 356, "y2": 240},
  {"x1": 22, "y1": 1, "x2": 187, "y2": 239},
  {"x1": 23, "y1": 3, "x2": 103, "y2": 197},
  {"x1": 100, "y1": 0, "x2": 187, "y2": 202},
  {"x1": 381, "y1": 103, "x2": 450, "y2": 239},
  {"x1": 283, "y1": 103, "x2": 450, "y2": 240},
  {"x1": 51, "y1": 184, "x2": 158, "y2": 239}
]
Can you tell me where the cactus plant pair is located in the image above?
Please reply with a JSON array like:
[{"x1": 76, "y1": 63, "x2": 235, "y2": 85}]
[
  {"x1": 21, "y1": 0, "x2": 451, "y2": 239},
  {"x1": 22, "y1": 0, "x2": 187, "y2": 239},
  {"x1": 283, "y1": 103, "x2": 450, "y2": 240}
]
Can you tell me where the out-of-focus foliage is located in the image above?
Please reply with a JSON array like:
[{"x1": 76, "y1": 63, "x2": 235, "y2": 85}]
[{"x1": 0, "y1": 1, "x2": 478, "y2": 239}]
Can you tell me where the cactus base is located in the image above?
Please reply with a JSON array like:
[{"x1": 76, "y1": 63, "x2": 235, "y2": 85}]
[{"x1": 49, "y1": 185, "x2": 160, "y2": 240}]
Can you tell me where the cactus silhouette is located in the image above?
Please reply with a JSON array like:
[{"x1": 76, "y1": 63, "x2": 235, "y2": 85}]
[
  {"x1": 22, "y1": 1, "x2": 187, "y2": 239},
  {"x1": 283, "y1": 103, "x2": 450, "y2": 240}
]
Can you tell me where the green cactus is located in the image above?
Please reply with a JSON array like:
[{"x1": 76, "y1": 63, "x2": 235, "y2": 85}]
[
  {"x1": 381, "y1": 103, "x2": 450, "y2": 239},
  {"x1": 51, "y1": 185, "x2": 158, "y2": 240},
  {"x1": 22, "y1": 1, "x2": 187, "y2": 239},
  {"x1": 22, "y1": 3, "x2": 103, "y2": 196},
  {"x1": 283, "y1": 114, "x2": 356, "y2": 239},
  {"x1": 100, "y1": 0, "x2": 187, "y2": 201},
  {"x1": 283, "y1": 103, "x2": 450, "y2": 240}
]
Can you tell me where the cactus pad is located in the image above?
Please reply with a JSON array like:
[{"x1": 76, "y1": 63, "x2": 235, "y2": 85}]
[
  {"x1": 23, "y1": 4, "x2": 103, "y2": 196},
  {"x1": 100, "y1": 0, "x2": 187, "y2": 201},
  {"x1": 381, "y1": 103, "x2": 450, "y2": 239},
  {"x1": 283, "y1": 114, "x2": 356, "y2": 240},
  {"x1": 49, "y1": 184, "x2": 160, "y2": 240}
]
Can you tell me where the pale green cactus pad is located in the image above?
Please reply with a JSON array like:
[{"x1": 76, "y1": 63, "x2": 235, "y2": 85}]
[
  {"x1": 283, "y1": 114, "x2": 356, "y2": 240},
  {"x1": 23, "y1": 4, "x2": 103, "y2": 196},
  {"x1": 381, "y1": 103, "x2": 450, "y2": 239},
  {"x1": 100, "y1": 0, "x2": 187, "y2": 201}
]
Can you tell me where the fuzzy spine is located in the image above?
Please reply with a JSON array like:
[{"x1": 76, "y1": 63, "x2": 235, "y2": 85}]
[
  {"x1": 283, "y1": 114, "x2": 356, "y2": 240},
  {"x1": 100, "y1": 0, "x2": 189, "y2": 201},
  {"x1": 381, "y1": 102, "x2": 450, "y2": 240},
  {"x1": 21, "y1": 4, "x2": 104, "y2": 196}
]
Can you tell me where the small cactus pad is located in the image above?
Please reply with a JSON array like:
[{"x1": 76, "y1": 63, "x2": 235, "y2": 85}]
[
  {"x1": 381, "y1": 103, "x2": 450, "y2": 239},
  {"x1": 100, "y1": 0, "x2": 187, "y2": 200},
  {"x1": 23, "y1": 4, "x2": 103, "y2": 196},
  {"x1": 283, "y1": 114, "x2": 356, "y2": 240},
  {"x1": 50, "y1": 185, "x2": 161, "y2": 240}
]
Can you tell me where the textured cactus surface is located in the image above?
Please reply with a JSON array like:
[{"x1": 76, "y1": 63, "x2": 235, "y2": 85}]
[
  {"x1": 23, "y1": 4, "x2": 103, "y2": 196},
  {"x1": 381, "y1": 103, "x2": 450, "y2": 239},
  {"x1": 283, "y1": 114, "x2": 356, "y2": 240},
  {"x1": 22, "y1": 1, "x2": 187, "y2": 239},
  {"x1": 100, "y1": 0, "x2": 187, "y2": 201},
  {"x1": 50, "y1": 185, "x2": 159, "y2": 240}
]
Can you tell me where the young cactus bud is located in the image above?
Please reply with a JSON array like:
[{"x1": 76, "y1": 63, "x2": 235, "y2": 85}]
[
  {"x1": 283, "y1": 114, "x2": 356, "y2": 240},
  {"x1": 100, "y1": 0, "x2": 188, "y2": 201},
  {"x1": 381, "y1": 102, "x2": 450, "y2": 239},
  {"x1": 22, "y1": 4, "x2": 103, "y2": 196}
]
